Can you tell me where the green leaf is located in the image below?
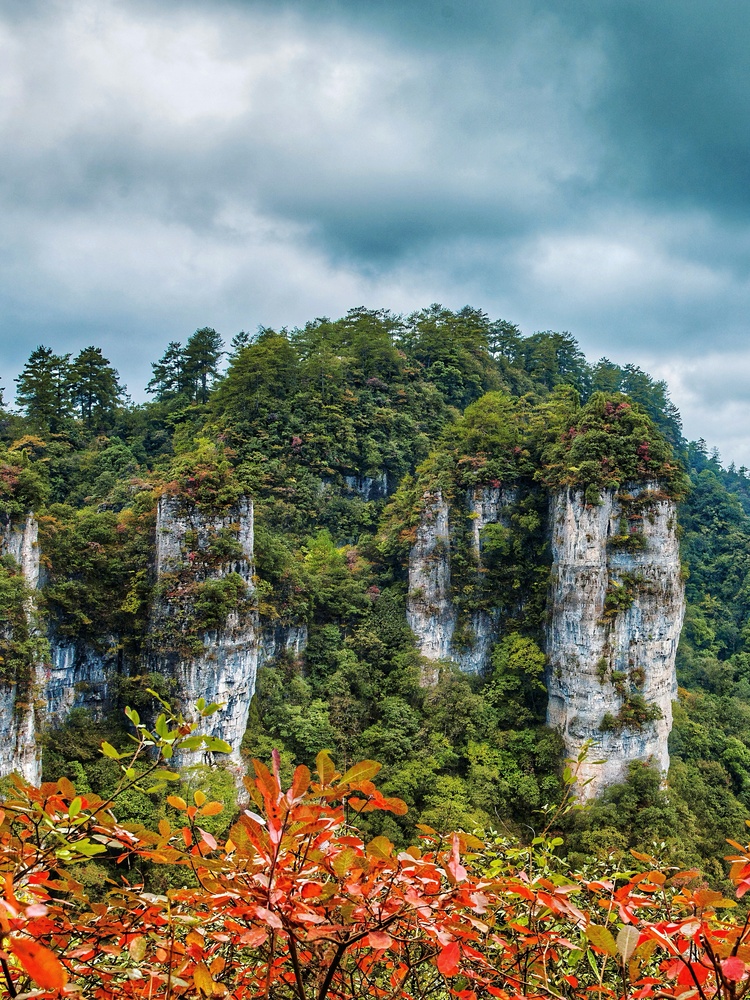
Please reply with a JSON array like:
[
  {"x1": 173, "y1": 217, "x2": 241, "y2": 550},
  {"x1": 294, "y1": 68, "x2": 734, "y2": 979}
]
[
  {"x1": 586, "y1": 924, "x2": 617, "y2": 957},
  {"x1": 155, "y1": 713, "x2": 168, "y2": 738},
  {"x1": 74, "y1": 839, "x2": 107, "y2": 857},
  {"x1": 204, "y1": 737, "x2": 232, "y2": 754},
  {"x1": 101, "y1": 742, "x2": 121, "y2": 760},
  {"x1": 179, "y1": 736, "x2": 204, "y2": 751},
  {"x1": 152, "y1": 769, "x2": 180, "y2": 781},
  {"x1": 124, "y1": 706, "x2": 140, "y2": 727},
  {"x1": 68, "y1": 797, "x2": 82, "y2": 818}
]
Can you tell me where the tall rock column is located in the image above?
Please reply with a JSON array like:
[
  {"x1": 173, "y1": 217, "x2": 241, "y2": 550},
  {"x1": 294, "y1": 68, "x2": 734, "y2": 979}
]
[
  {"x1": 0, "y1": 514, "x2": 43, "y2": 783},
  {"x1": 150, "y1": 495, "x2": 259, "y2": 768},
  {"x1": 406, "y1": 491, "x2": 454, "y2": 677},
  {"x1": 406, "y1": 486, "x2": 514, "y2": 676},
  {"x1": 545, "y1": 483, "x2": 684, "y2": 797}
]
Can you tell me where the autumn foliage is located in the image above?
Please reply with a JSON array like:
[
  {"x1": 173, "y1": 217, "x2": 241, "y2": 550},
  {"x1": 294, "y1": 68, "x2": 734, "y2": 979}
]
[{"x1": 3, "y1": 706, "x2": 750, "y2": 999}]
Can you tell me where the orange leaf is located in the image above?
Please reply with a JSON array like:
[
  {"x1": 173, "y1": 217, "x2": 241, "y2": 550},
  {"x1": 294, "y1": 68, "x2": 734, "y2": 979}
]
[
  {"x1": 10, "y1": 937, "x2": 68, "y2": 990},
  {"x1": 290, "y1": 764, "x2": 311, "y2": 800},
  {"x1": 200, "y1": 801, "x2": 224, "y2": 817},
  {"x1": 437, "y1": 940, "x2": 461, "y2": 976}
]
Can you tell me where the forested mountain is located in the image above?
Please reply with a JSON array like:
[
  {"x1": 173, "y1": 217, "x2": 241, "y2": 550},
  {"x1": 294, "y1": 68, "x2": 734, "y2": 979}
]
[{"x1": 2, "y1": 305, "x2": 750, "y2": 886}]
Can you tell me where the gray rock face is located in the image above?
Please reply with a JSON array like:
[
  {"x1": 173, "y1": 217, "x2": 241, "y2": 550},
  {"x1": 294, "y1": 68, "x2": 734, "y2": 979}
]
[
  {"x1": 0, "y1": 495, "x2": 309, "y2": 782},
  {"x1": 342, "y1": 473, "x2": 389, "y2": 502},
  {"x1": 152, "y1": 495, "x2": 260, "y2": 768},
  {"x1": 0, "y1": 515, "x2": 42, "y2": 783},
  {"x1": 151, "y1": 495, "x2": 307, "y2": 770},
  {"x1": 43, "y1": 641, "x2": 111, "y2": 726},
  {"x1": 406, "y1": 487, "x2": 513, "y2": 676},
  {"x1": 545, "y1": 483, "x2": 684, "y2": 798}
]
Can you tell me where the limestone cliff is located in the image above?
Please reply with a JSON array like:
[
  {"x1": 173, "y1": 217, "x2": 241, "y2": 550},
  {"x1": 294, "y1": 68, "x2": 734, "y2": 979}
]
[
  {"x1": 150, "y1": 495, "x2": 259, "y2": 768},
  {"x1": 406, "y1": 486, "x2": 513, "y2": 676},
  {"x1": 545, "y1": 483, "x2": 684, "y2": 798},
  {"x1": 0, "y1": 515, "x2": 42, "y2": 783},
  {"x1": 149, "y1": 494, "x2": 307, "y2": 769}
]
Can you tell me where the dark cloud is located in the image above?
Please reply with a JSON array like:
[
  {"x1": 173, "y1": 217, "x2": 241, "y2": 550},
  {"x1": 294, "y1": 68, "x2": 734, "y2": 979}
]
[{"x1": 3, "y1": 0, "x2": 750, "y2": 461}]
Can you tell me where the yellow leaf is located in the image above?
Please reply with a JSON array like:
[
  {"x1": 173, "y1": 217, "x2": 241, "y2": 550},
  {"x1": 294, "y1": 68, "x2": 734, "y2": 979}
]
[
  {"x1": 129, "y1": 936, "x2": 147, "y2": 962},
  {"x1": 167, "y1": 795, "x2": 187, "y2": 811},
  {"x1": 316, "y1": 750, "x2": 336, "y2": 786},
  {"x1": 586, "y1": 924, "x2": 617, "y2": 957},
  {"x1": 367, "y1": 836, "x2": 394, "y2": 860},
  {"x1": 340, "y1": 760, "x2": 381, "y2": 785},
  {"x1": 194, "y1": 962, "x2": 216, "y2": 996}
]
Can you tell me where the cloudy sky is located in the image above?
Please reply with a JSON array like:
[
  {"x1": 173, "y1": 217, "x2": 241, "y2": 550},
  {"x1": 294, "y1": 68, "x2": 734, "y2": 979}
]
[{"x1": 3, "y1": 0, "x2": 750, "y2": 462}]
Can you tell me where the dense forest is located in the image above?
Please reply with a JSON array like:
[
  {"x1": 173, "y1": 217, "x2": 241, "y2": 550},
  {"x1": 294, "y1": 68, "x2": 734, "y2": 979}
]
[{"x1": 2, "y1": 305, "x2": 750, "y2": 888}]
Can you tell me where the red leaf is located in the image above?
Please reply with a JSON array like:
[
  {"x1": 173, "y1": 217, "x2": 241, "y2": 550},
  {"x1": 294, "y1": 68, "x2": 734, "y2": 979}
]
[
  {"x1": 723, "y1": 957, "x2": 746, "y2": 982},
  {"x1": 437, "y1": 940, "x2": 461, "y2": 977},
  {"x1": 9, "y1": 937, "x2": 68, "y2": 990}
]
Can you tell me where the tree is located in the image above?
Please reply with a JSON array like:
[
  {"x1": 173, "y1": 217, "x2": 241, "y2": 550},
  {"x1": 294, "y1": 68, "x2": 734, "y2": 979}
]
[
  {"x1": 146, "y1": 341, "x2": 186, "y2": 401},
  {"x1": 14, "y1": 346, "x2": 72, "y2": 432},
  {"x1": 69, "y1": 346, "x2": 124, "y2": 431},
  {"x1": 183, "y1": 327, "x2": 223, "y2": 404}
]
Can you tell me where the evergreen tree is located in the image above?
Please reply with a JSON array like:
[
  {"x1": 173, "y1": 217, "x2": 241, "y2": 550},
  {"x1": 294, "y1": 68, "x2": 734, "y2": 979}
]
[
  {"x1": 183, "y1": 328, "x2": 223, "y2": 404},
  {"x1": 146, "y1": 341, "x2": 186, "y2": 401},
  {"x1": 69, "y1": 346, "x2": 124, "y2": 431},
  {"x1": 15, "y1": 346, "x2": 72, "y2": 432},
  {"x1": 229, "y1": 331, "x2": 251, "y2": 360},
  {"x1": 487, "y1": 319, "x2": 522, "y2": 362}
]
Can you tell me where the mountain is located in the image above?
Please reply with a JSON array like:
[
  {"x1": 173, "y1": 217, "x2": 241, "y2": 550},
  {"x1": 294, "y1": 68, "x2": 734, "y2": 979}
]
[{"x1": 1, "y1": 306, "x2": 749, "y2": 872}]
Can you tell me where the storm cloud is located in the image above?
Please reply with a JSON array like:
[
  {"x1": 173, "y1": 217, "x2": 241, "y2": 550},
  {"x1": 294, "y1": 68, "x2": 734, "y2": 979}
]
[{"x1": 3, "y1": 0, "x2": 750, "y2": 460}]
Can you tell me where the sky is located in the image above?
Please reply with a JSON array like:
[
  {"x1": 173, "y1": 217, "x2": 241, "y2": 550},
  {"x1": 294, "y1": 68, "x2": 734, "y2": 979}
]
[{"x1": 3, "y1": 0, "x2": 750, "y2": 463}]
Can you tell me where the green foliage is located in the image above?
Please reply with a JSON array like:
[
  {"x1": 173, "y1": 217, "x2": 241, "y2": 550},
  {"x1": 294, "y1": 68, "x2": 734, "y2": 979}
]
[
  {"x1": 0, "y1": 440, "x2": 49, "y2": 516},
  {"x1": 14, "y1": 346, "x2": 73, "y2": 433},
  {"x1": 540, "y1": 391, "x2": 687, "y2": 500},
  {"x1": 160, "y1": 438, "x2": 243, "y2": 512},
  {"x1": 39, "y1": 493, "x2": 155, "y2": 650},
  {"x1": 69, "y1": 346, "x2": 125, "y2": 432},
  {"x1": 486, "y1": 633, "x2": 547, "y2": 726},
  {"x1": 599, "y1": 694, "x2": 662, "y2": 733},
  {"x1": 0, "y1": 554, "x2": 49, "y2": 682}
]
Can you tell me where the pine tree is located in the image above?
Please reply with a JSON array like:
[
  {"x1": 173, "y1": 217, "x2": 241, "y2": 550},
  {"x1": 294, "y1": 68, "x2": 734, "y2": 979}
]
[
  {"x1": 14, "y1": 346, "x2": 72, "y2": 432},
  {"x1": 183, "y1": 328, "x2": 223, "y2": 404},
  {"x1": 69, "y1": 346, "x2": 124, "y2": 431},
  {"x1": 146, "y1": 341, "x2": 186, "y2": 401}
]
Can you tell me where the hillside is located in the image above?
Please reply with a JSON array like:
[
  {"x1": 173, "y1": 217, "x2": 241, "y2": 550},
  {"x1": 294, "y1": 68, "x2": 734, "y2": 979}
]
[{"x1": 1, "y1": 306, "x2": 750, "y2": 877}]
